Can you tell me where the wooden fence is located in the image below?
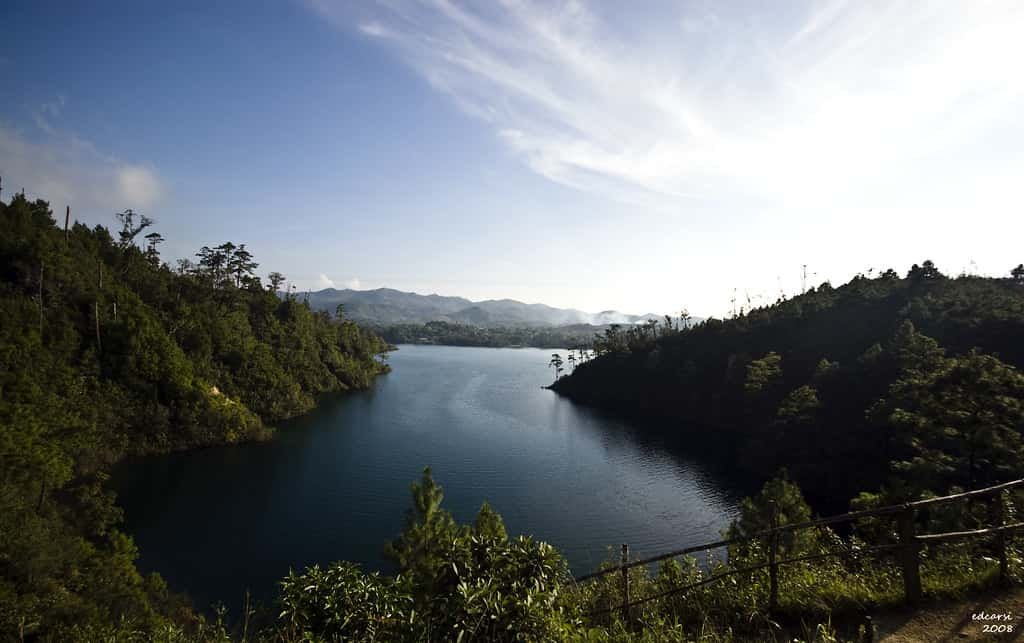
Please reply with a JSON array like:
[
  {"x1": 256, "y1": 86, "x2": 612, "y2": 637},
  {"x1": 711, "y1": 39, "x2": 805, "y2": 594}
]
[{"x1": 574, "y1": 478, "x2": 1024, "y2": 622}]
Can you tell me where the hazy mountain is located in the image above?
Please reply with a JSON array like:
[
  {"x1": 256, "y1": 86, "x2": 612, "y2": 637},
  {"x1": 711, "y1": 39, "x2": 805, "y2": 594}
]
[{"x1": 303, "y1": 287, "x2": 663, "y2": 328}]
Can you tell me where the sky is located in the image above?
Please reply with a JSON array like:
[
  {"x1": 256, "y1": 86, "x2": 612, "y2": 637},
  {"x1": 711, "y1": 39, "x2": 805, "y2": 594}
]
[{"x1": 1, "y1": 1, "x2": 1022, "y2": 317}]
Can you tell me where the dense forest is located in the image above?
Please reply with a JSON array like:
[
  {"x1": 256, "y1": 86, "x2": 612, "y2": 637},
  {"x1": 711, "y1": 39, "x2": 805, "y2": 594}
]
[
  {"x1": 4, "y1": 190, "x2": 1024, "y2": 641},
  {"x1": 375, "y1": 320, "x2": 600, "y2": 349},
  {"x1": 0, "y1": 194, "x2": 389, "y2": 639},
  {"x1": 553, "y1": 262, "x2": 1024, "y2": 509}
]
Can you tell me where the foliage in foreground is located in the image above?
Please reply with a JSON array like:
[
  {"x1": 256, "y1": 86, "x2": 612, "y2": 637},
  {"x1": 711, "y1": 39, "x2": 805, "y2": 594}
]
[
  {"x1": 279, "y1": 468, "x2": 574, "y2": 641},
  {"x1": 220, "y1": 473, "x2": 1023, "y2": 641},
  {"x1": 9, "y1": 461, "x2": 1019, "y2": 641}
]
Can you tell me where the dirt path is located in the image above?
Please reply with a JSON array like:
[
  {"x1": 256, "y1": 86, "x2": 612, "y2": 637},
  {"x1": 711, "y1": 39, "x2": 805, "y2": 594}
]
[{"x1": 871, "y1": 587, "x2": 1024, "y2": 642}]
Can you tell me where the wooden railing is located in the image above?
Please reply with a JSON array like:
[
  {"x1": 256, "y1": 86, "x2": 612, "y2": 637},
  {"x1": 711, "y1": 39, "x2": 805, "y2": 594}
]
[{"x1": 574, "y1": 478, "x2": 1024, "y2": 622}]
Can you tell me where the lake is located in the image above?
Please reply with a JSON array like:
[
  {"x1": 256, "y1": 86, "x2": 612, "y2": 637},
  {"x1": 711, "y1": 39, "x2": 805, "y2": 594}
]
[{"x1": 113, "y1": 344, "x2": 742, "y2": 610}]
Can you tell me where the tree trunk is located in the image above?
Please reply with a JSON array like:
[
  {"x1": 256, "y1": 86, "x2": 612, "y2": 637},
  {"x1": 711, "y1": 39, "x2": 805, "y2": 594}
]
[
  {"x1": 95, "y1": 300, "x2": 102, "y2": 353},
  {"x1": 38, "y1": 261, "x2": 44, "y2": 336}
]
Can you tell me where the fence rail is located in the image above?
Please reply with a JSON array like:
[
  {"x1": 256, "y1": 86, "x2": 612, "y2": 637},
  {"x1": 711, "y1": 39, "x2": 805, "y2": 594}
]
[{"x1": 573, "y1": 478, "x2": 1024, "y2": 622}]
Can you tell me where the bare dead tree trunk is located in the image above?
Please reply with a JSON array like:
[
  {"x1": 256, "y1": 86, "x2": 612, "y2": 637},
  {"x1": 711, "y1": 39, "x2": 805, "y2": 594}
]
[
  {"x1": 64, "y1": 206, "x2": 70, "y2": 246},
  {"x1": 96, "y1": 258, "x2": 103, "y2": 354},
  {"x1": 38, "y1": 261, "x2": 44, "y2": 336},
  {"x1": 95, "y1": 301, "x2": 102, "y2": 354}
]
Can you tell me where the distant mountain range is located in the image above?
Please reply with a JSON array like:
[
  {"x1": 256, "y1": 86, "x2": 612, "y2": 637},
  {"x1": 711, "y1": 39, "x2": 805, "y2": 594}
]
[{"x1": 303, "y1": 287, "x2": 664, "y2": 328}]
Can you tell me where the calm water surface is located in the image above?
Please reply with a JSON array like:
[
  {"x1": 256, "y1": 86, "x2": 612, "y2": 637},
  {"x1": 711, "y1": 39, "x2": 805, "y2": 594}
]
[{"x1": 114, "y1": 345, "x2": 742, "y2": 609}]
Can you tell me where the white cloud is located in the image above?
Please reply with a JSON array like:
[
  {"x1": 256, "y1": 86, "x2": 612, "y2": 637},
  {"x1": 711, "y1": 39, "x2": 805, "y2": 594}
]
[
  {"x1": 0, "y1": 121, "x2": 166, "y2": 211},
  {"x1": 311, "y1": 1, "x2": 1024, "y2": 210},
  {"x1": 316, "y1": 273, "x2": 337, "y2": 289},
  {"x1": 346, "y1": 276, "x2": 361, "y2": 290},
  {"x1": 358, "y1": 21, "x2": 387, "y2": 37},
  {"x1": 117, "y1": 165, "x2": 165, "y2": 208}
]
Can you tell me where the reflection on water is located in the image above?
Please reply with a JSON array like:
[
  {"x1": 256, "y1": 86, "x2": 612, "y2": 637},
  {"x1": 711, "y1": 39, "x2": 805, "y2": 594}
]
[{"x1": 113, "y1": 345, "x2": 743, "y2": 609}]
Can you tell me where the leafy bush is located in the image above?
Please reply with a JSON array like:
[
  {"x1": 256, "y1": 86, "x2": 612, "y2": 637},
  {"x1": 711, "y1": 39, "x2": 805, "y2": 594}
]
[{"x1": 278, "y1": 469, "x2": 575, "y2": 641}]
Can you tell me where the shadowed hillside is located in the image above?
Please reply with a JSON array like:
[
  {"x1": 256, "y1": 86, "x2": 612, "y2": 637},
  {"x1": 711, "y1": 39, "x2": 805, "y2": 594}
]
[{"x1": 553, "y1": 263, "x2": 1024, "y2": 508}]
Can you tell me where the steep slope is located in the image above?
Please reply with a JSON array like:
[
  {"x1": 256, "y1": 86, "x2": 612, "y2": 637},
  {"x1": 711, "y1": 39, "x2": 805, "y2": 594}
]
[
  {"x1": 0, "y1": 194, "x2": 390, "y2": 638},
  {"x1": 553, "y1": 265, "x2": 1024, "y2": 507}
]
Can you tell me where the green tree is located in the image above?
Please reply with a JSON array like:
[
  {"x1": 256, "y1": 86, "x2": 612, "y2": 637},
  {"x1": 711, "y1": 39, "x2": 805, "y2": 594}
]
[
  {"x1": 115, "y1": 208, "x2": 154, "y2": 248},
  {"x1": 227, "y1": 243, "x2": 257, "y2": 287},
  {"x1": 745, "y1": 351, "x2": 782, "y2": 395},
  {"x1": 727, "y1": 472, "x2": 815, "y2": 557},
  {"x1": 473, "y1": 501, "x2": 508, "y2": 541},
  {"x1": 549, "y1": 352, "x2": 564, "y2": 382},
  {"x1": 267, "y1": 271, "x2": 286, "y2": 292},
  {"x1": 143, "y1": 232, "x2": 164, "y2": 265},
  {"x1": 907, "y1": 259, "x2": 944, "y2": 281},
  {"x1": 383, "y1": 467, "x2": 459, "y2": 602},
  {"x1": 887, "y1": 320, "x2": 946, "y2": 376},
  {"x1": 777, "y1": 384, "x2": 820, "y2": 422},
  {"x1": 886, "y1": 350, "x2": 1024, "y2": 493},
  {"x1": 1012, "y1": 264, "x2": 1024, "y2": 283}
]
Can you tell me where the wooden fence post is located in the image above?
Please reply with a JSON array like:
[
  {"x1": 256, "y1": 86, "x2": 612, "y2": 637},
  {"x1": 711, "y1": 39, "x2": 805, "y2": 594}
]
[
  {"x1": 897, "y1": 507, "x2": 921, "y2": 604},
  {"x1": 620, "y1": 543, "x2": 630, "y2": 625},
  {"x1": 995, "y1": 491, "x2": 1009, "y2": 585},
  {"x1": 862, "y1": 615, "x2": 875, "y2": 643},
  {"x1": 768, "y1": 500, "x2": 779, "y2": 613}
]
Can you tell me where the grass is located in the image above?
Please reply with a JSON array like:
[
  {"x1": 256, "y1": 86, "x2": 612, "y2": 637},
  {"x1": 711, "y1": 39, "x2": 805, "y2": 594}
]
[{"x1": 561, "y1": 535, "x2": 1018, "y2": 642}]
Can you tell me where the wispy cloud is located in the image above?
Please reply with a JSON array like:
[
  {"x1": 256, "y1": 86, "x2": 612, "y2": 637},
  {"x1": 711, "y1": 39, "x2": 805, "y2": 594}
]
[
  {"x1": 31, "y1": 95, "x2": 66, "y2": 134},
  {"x1": 0, "y1": 114, "x2": 165, "y2": 211},
  {"x1": 316, "y1": 273, "x2": 337, "y2": 289},
  {"x1": 309, "y1": 0, "x2": 1024, "y2": 208}
]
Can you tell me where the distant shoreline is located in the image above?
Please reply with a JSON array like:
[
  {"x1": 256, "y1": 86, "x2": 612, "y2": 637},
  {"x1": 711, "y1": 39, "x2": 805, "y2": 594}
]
[
  {"x1": 370, "y1": 320, "x2": 600, "y2": 350},
  {"x1": 390, "y1": 341, "x2": 572, "y2": 351}
]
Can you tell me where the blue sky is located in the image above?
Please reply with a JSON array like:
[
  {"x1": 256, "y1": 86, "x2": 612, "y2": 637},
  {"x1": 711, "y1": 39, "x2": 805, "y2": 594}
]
[{"x1": 2, "y1": 1, "x2": 1022, "y2": 317}]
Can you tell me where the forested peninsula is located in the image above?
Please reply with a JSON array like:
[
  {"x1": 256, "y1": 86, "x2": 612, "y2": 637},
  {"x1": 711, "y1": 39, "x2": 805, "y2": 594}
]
[
  {"x1": 553, "y1": 262, "x2": 1024, "y2": 509},
  {"x1": 0, "y1": 195, "x2": 389, "y2": 637}
]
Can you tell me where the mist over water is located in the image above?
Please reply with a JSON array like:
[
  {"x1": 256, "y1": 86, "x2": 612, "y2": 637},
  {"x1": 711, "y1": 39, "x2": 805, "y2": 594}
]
[{"x1": 114, "y1": 345, "x2": 741, "y2": 609}]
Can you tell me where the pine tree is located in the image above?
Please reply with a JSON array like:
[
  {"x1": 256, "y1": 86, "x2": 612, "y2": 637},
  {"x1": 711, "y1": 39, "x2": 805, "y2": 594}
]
[{"x1": 383, "y1": 468, "x2": 459, "y2": 602}]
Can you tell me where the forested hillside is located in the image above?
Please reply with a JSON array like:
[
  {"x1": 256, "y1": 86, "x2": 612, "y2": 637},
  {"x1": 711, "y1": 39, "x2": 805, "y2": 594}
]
[
  {"x1": 305, "y1": 286, "x2": 661, "y2": 327},
  {"x1": 553, "y1": 263, "x2": 1024, "y2": 508},
  {"x1": 0, "y1": 194, "x2": 389, "y2": 638},
  {"x1": 375, "y1": 319, "x2": 605, "y2": 348}
]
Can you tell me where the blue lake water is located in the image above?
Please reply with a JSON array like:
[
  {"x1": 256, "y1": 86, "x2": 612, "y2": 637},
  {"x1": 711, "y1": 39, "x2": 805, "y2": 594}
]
[{"x1": 113, "y1": 344, "x2": 742, "y2": 609}]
